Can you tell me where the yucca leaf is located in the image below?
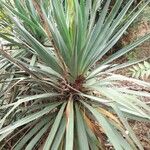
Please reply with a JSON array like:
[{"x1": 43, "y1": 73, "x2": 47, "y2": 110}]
[
  {"x1": 25, "y1": 122, "x2": 51, "y2": 150},
  {"x1": 65, "y1": 100, "x2": 74, "y2": 150},
  {"x1": 92, "y1": 0, "x2": 134, "y2": 62},
  {"x1": 102, "y1": 32, "x2": 150, "y2": 65},
  {"x1": 84, "y1": 120, "x2": 100, "y2": 150},
  {"x1": 3, "y1": 13, "x2": 62, "y2": 73},
  {"x1": 79, "y1": 0, "x2": 111, "y2": 72},
  {"x1": 0, "y1": 93, "x2": 60, "y2": 110},
  {"x1": 82, "y1": 101, "x2": 126, "y2": 150},
  {"x1": 83, "y1": 1, "x2": 150, "y2": 73},
  {"x1": 51, "y1": 116, "x2": 66, "y2": 150},
  {"x1": 0, "y1": 130, "x2": 12, "y2": 142},
  {"x1": 112, "y1": 104, "x2": 144, "y2": 150},
  {"x1": 0, "y1": 103, "x2": 61, "y2": 135},
  {"x1": 0, "y1": 93, "x2": 60, "y2": 128},
  {"x1": 43, "y1": 103, "x2": 66, "y2": 149},
  {"x1": 97, "y1": 74, "x2": 150, "y2": 88},
  {"x1": 13, "y1": 116, "x2": 51, "y2": 150},
  {"x1": 90, "y1": 86, "x2": 150, "y2": 119},
  {"x1": 75, "y1": 103, "x2": 89, "y2": 150},
  {"x1": 80, "y1": 93, "x2": 111, "y2": 104},
  {"x1": 2, "y1": 3, "x2": 45, "y2": 38}
]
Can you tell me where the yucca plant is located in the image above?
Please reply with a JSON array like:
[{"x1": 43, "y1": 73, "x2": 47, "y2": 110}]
[{"x1": 0, "y1": 0, "x2": 150, "y2": 149}]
